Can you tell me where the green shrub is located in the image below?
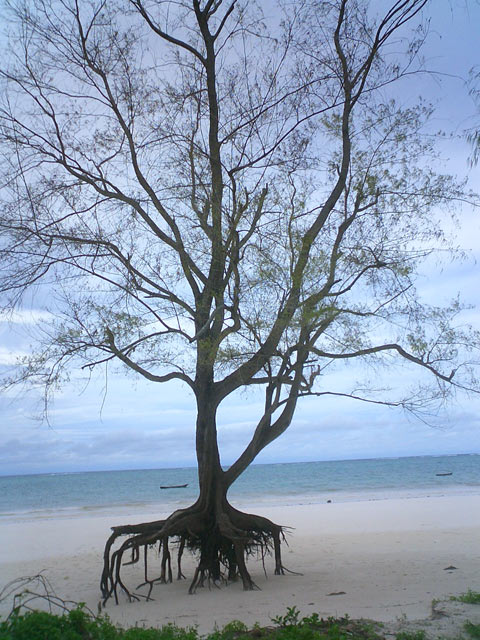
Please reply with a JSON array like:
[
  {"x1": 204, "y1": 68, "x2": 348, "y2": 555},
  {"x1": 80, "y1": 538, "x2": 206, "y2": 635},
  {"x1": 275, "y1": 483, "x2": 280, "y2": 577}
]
[
  {"x1": 394, "y1": 631, "x2": 426, "y2": 640},
  {"x1": 465, "y1": 621, "x2": 480, "y2": 639},
  {"x1": 221, "y1": 620, "x2": 248, "y2": 635},
  {"x1": 123, "y1": 623, "x2": 198, "y2": 640},
  {"x1": 0, "y1": 606, "x2": 386, "y2": 640},
  {"x1": 0, "y1": 607, "x2": 119, "y2": 640},
  {"x1": 271, "y1": 607, "x2": 301, "y2": 628},
  {"x1": 452, "y1": 590, "x2": 480, "y2": 605}
]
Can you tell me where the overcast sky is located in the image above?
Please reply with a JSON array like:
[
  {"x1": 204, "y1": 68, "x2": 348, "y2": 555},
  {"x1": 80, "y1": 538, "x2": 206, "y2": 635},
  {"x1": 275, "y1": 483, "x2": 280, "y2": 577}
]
[{"x1": 1, "y1": 0, "x2": 480, "y2": 476}]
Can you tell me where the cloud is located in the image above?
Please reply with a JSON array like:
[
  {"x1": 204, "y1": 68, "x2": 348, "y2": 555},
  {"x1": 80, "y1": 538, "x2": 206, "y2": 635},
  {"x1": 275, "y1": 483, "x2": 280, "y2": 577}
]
[
  {"x1": 0, "y1": 347, "x2": 28, "y2": 365},
  {"x1": 0, "y1": 422, "x2": 198, "y2": 475},
  {"x1": 0, "y1": 309, "x2": 55, "y2": 325},
  {"x1": 1, "y1": 336, "x2": 479, "y2": 476},
  {"x1": 1, "y1": 393, "x2": 479, "y2": 475}
]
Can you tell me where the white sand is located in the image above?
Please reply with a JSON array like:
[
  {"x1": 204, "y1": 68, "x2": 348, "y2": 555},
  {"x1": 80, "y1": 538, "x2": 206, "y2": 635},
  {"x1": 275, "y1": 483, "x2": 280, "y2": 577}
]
[{"x1": 1, "y1": 495, "x2": 480, "y2": 635}]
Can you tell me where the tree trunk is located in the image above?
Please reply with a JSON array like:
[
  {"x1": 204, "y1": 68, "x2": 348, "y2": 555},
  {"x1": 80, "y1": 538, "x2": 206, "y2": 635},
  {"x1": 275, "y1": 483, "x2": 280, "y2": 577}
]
[{"x1": 99, "y1": 396, "x2": 286, "y2": 604}]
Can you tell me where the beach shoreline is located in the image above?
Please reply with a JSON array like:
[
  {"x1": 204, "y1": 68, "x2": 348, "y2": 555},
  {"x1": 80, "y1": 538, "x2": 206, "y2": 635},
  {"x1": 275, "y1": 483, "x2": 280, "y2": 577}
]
[
  {"x1": 2, "y1": 455, "x2": 479, "y2": 524},
  {"x1": 1, "y1": 493, "x2": 480, "y2": 635},
  {"x1": 2, "y1": 483, "x2": 479, "y2": 525}
]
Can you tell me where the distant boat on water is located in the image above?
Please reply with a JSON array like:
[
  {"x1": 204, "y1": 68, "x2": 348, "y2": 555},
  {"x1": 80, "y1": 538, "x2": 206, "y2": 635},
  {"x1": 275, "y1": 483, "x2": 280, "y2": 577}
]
[
  {"x1": 160, "y1": 483, "x2": 189, "y2": 489},
  {"x1": 435, "y1": 472, "x2": 453, "y2": 477}
]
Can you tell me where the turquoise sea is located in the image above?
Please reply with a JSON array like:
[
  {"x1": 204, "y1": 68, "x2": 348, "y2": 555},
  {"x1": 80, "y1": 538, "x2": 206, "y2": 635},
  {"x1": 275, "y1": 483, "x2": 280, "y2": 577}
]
[{"x1": 0, "y1": 454, "x2": 478, "y2": 522}]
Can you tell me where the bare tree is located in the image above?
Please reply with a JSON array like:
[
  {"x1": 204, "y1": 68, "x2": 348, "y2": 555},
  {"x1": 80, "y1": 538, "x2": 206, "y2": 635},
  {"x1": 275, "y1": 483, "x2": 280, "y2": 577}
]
[{"x1": 1, "y1": 0, "x2": 478, "y2": 602}]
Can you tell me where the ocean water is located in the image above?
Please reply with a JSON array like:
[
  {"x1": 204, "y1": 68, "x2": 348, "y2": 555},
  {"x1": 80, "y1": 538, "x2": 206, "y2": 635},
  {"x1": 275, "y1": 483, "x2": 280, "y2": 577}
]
[{"x1": 0, "y1": 454, "x2": 478, "y2": 522}]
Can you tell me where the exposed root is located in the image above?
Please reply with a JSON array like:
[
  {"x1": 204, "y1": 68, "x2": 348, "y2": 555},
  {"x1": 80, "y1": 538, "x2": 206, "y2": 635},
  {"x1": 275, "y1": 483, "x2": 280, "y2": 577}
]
[
  {"x1": 177, "y1": 536, "x2": 186, "y2": 580},
  {"x1": 100, "y1": 504, "x2": 290, "y2": 604}
]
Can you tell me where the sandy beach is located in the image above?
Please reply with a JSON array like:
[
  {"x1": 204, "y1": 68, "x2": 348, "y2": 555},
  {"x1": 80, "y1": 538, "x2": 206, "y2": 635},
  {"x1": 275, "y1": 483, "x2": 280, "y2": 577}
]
[{"x1": 1, "y1": 495, "x2": 480, "y2": 636}]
